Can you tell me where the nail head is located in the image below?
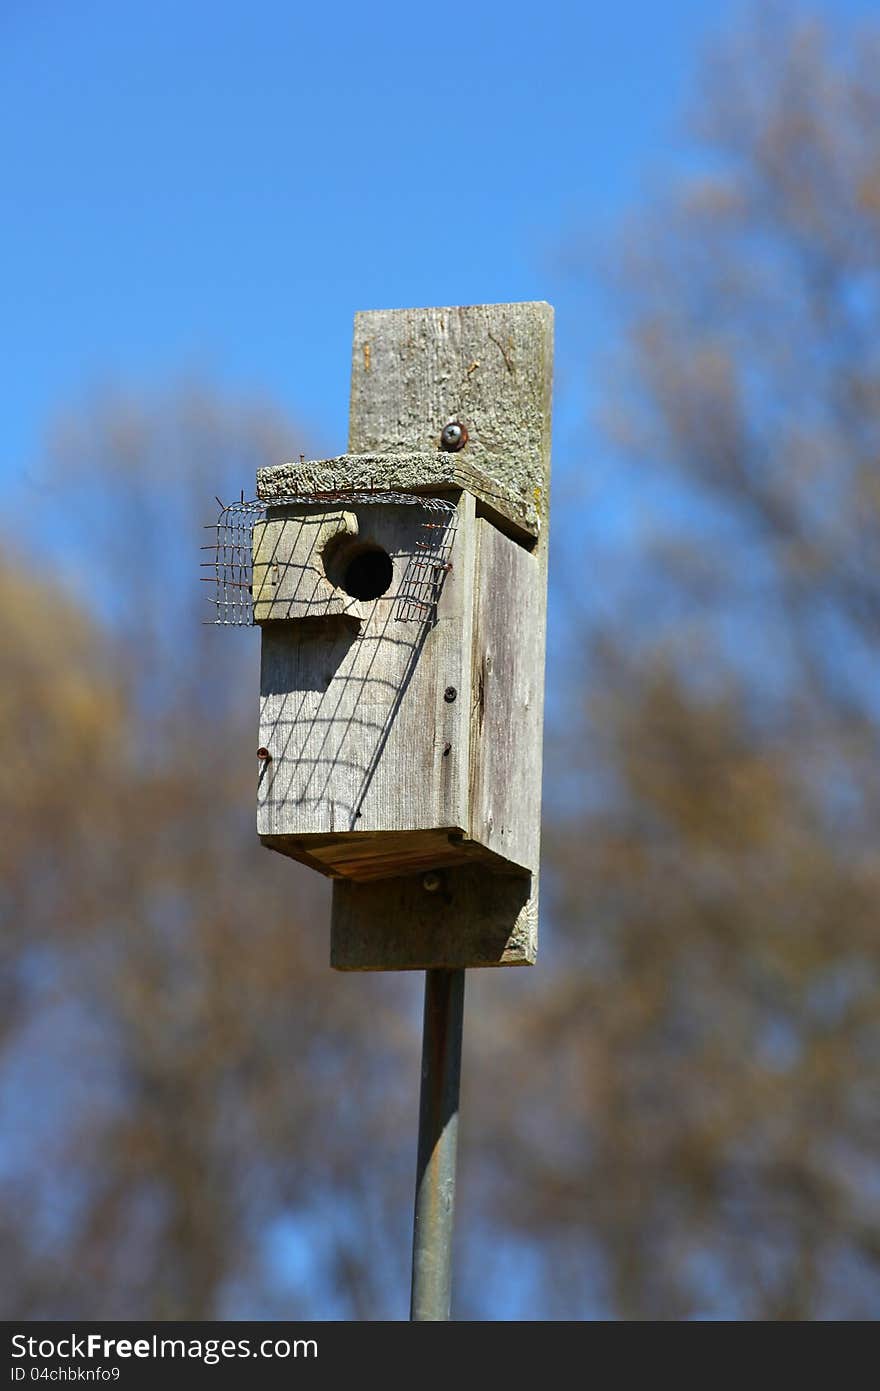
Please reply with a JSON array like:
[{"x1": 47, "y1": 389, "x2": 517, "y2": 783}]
[{"x1": 440, "y1": 421, "x2": 468, "y2": 452}]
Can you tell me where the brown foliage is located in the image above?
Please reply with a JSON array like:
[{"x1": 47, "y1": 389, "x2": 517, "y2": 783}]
[
  {"x1": 1, "y1": 392, "x2": 415, "y2": 1319},
  {"x1": 461, "y1": 6, "x2": 880, "y2": 1318},
  {"x1": 4, "y1": 8, "x2": 880, "y2": 1321}
]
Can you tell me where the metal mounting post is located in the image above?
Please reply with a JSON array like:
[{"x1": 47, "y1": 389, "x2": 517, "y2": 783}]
[{"x1": 410, "y1": 968, "x2": 465, "y2": 1321}]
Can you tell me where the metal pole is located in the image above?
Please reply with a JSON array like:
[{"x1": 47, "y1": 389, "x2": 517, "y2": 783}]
[{"x1": 410, "y1": 967, "x2": 465, "y2": 1321}]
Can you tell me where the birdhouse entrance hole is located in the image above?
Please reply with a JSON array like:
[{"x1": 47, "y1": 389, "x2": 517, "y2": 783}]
[{"x1": 326, "y1": 540, "x2": 394, "y2": 601}]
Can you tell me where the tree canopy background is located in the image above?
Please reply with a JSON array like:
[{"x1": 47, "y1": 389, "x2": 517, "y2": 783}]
[{"x1": 2, "y1": 7, "x2": 879, "y2": 1319}]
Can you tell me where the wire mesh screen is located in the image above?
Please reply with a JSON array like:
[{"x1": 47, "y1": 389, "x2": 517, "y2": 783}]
[
  {"x1": 202, "y1": 489, "x2": 457, "y2": 627},
  {"x1": 201, "y1": 497, "x2": 265, "y2": 626}
]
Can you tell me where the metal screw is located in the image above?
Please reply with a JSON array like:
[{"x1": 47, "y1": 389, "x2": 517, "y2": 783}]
[
  {"x1": 422, "y1": 871, "x2": 442, "y2": 893},
  {"x1": 444, "y1": 686, "x2": 457, "y2": 703},
  {"x1": 257, "y1": 746, "x2": 272, "y2": 761},
  {"x1": 440, "y1": 421, "x2": 468, "y2": 452}
]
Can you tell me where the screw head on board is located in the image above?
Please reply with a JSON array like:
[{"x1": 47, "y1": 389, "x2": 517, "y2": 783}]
[
  {"x1": 257, "y1": 746, "x2": 272, "y2": 761},
  {"x1": 422, "y1": 871, "x2": 442, "y2": 893},
  {"x1": 444, "y1": 686, "x2": 457, "y2": 703},
  {"x1": 439, "y1": 420, "x2": 468, "y2": 452}
]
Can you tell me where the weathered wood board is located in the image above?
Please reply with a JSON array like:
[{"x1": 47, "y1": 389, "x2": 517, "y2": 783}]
[
  {"x1": 348, "y1": 304, "x2": 552, "y2": 535},
  {"x1": 469, "y1": 518, "x2": 545, "y2": 877},
  {"x1": 257, "y1": 451, "x2": 539, "y2": 543},
  {"x1": 327, "y1": 301, "x2": 553, "y2": 970},
  {"x1": 257, "y1": 494, "x2": 476, "y2": 873},
  {"x1": 332, "y1": 867, "x2": 537, "y2": 971},
  {"x1": 252, "y1": 508, "x2": 363, "y2": 624}
]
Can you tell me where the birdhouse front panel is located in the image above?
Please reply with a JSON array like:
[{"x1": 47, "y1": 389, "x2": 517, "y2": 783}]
[{"x1": 256, "y1": 490, "x2": 481, "y2": 880}]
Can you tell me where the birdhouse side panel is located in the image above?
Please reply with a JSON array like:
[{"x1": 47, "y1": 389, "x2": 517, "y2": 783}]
[{"x1": 469, "y1": 518, "x2": 546, "y2": 876}]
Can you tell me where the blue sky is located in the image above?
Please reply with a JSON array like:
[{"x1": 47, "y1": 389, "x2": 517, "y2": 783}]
[
  {"x1": 0, "y1": 0, "x2": 720, "y2": 481},
  {"x1": 1, "y1": 1, "x2": 874, "y2": 494}
]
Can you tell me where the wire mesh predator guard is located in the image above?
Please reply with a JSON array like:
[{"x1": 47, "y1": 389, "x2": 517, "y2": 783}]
[{"x1": 202, "y1": 488, "x2": 458, "y2": 627}]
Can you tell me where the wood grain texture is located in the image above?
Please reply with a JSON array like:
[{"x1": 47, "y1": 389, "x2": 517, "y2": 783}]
[
  {"x1": 261, "y1": 827, "x2": 520, "y2": 883},
  {"x1": 329, "y1": 301, "x2": 553, "y2": 970},
  {"x1": 257, "y1": 452, "x2": 540, "y2": 542},
  {"x1": 258, "y1": 495, "x2": 475, "y2": 858},
  {"x1": 331, "y1": 867, "x2": 537, "y2": 970},
  {"x1": 349, "y1": 304, "x2": 552, "y2": 535},
  {"x1": 469, "y1": 519, "x2": 545, "y2": 875},
  {"x1": 252, "y1": 509, "x2": 362, "y2": 624}
]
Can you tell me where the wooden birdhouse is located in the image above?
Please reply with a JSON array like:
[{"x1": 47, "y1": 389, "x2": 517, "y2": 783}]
[{"x1": 208, "y1": 302, "x2": 552, "y2": 970}]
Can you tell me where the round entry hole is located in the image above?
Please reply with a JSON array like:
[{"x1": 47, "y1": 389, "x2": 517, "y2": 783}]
[{"x1": 338, "y1": 545, "x2": 394, "y2": 601}]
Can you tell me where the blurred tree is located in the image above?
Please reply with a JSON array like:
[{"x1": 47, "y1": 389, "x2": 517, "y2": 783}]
[
  {"x1": 0, "y1": 392, "x2": 417, "y2": 1319},
  {"x1": 461, "y1": 6, "x2": 880, "y2": 1319},
  {"x1": 5, "y1": 6, "x2": 880, "y2": 1323}
]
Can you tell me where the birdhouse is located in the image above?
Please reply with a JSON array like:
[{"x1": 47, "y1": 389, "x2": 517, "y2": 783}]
[{"x1": 207, "y1": 302, "x2": 552, "y2": 970}]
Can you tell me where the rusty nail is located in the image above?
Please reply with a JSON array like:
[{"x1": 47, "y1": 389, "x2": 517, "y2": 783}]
[
  {"x1": 444, "y1": 687, "x2": 457, "y2": 703},
  {"x1": 440, "y1": 421, "x2": 468, "y2": 452},
  {"x1": 257, "y1": 747, "x2": 272, "y2": 761}
]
